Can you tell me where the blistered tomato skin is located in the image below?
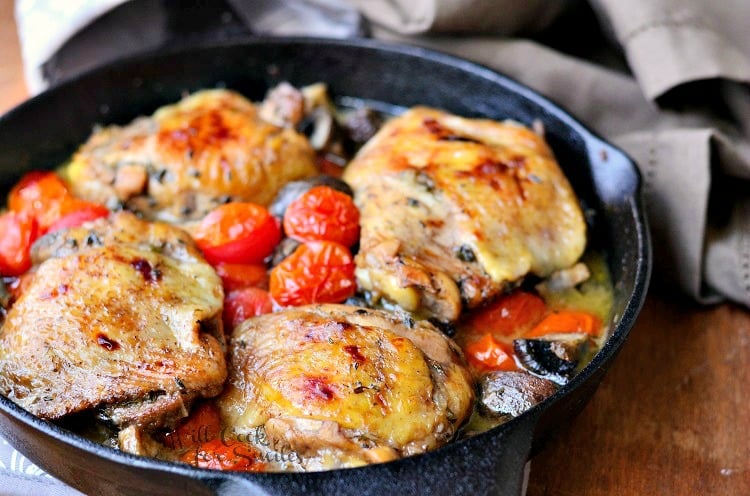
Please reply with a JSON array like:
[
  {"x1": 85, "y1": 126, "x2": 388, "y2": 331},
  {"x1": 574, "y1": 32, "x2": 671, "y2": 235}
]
[
  {"x1": 464, "y1": 291, "x2": 547, "y2": 338},
  {"x1": 223, "y1": 287, "x2": 274, "y2": 329},
  {"x1": 269, "y1": 240, "x2": 356, "y2": 306},
  {"x1": 193, "y1": 203, "x2": 281, "y2": 265},
  {"x1": 214, "y1": 263, "x2": 269, "y2": 292},
  {"x1": 0, "y1": 211, "x2": 38, "y2": 277},
  {"x1": 180, "y1": 439, "x2": 266, "y2": 472},
  {"x1": 8, "y1": 172, "x2": 70, "y2": 232},
  {"x1": 283, "y1": 186, "x2": 360, "y2": 247},
  {"x1": 46, "y1": 202, "x2": 110, "y2": 232},
  {"x1": 465, "y1": 333, "x2": 518, "y2": 372},
  {"x1": 8, "y1": 171, "x2": 109, "y2": 235}
]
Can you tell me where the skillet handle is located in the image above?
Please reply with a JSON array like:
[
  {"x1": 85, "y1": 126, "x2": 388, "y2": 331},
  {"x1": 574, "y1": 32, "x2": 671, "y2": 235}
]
[{"x1": 472, "y1": 411, "x2": 537, "y2": 496}]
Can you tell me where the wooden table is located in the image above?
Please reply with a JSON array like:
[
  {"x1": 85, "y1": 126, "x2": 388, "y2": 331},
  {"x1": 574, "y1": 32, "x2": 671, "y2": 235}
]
[{"x1": 1, "y1": 0, "x2": 748, "y2": 494}]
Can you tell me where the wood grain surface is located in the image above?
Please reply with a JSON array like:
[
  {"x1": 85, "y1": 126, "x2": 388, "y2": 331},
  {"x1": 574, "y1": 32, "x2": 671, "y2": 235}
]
[{"x1": 0, "y1": 0, "x2": 747, "y2": 494}]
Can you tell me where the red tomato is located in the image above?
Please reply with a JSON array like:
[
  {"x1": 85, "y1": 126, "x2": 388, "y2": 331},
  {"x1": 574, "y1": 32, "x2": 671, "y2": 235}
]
[
  {"x1": 181, "y1": 439, "x2": 265, "y2": 472},
  {"x1": 465, "y1": 333, "x2": 517, "y2": 372},
  {"x1": 464, "y1": 291, "x2": 546, "y2": 337},
  {"x1": 192, "y1": 203, "x2": 281, "y2": 265},
  {"x1": 283, "y1": 186, "x2": 360, "y2": 247},
  {"x1": 0, "y1": 211, "x2": 38, "y2": 276},
  {"x1": 526, "y1": 310, "x2": 601, "y2": 338},
  {"x1": 223, "y1": 287, "x2": 274, "y2": 329},
  {"x1": 46, "y1": 201, "x2": 109, "y2": 232},
  {"x1": 8, "y1": 171, "x2": 72, "y2": 232},
  {"x1": 269, "y1": 241, "x2": 356, "y2": 306},
  {"x1": 163, "y1": 403, "x2": 222, "y2": 450},
  {"x1": 214, "y1": 263, "x2": 269, "y2": 292}
]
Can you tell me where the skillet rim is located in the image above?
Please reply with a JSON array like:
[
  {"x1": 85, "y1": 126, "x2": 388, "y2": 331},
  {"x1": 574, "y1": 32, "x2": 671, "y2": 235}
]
[{"x1": 0, "y1": 35, "x2": 651, "y2": 481}]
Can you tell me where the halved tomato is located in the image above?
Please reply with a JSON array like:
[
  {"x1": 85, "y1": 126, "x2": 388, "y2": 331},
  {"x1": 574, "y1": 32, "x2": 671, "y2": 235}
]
[
  {"x1": 47, "y1": 201, "x2": 109, "y2": 232},
  {"x1": 192, "y1": 203, "x2": 281, "y2": 265},
  {"x1": 8, "y1": 171, "x2": 71, "y2": 232},
  {"x1": 214, "y1": 263, "x2": 269, "y2": 292},
  {"x1": 526, "y1": 310, "x2": 601, "y2": 338},
  {"x1": 0, "y1": 211, "x2": 38, "y2": 276},
  {"x1": 269, "y1": 240, "x2": 356, "y2": 306},
  {"x1": 180, "y1": 439, "x2": 265, "y2": 472},
  {"x1": 223, "y1": 287, "x2": 274, "y2": 329},
  {"x1": 464, "y1": 333, "x2": 517, "y2": 372},
  {"x1": 463, "y1": 291, "x2": 546, "y2": 337}
]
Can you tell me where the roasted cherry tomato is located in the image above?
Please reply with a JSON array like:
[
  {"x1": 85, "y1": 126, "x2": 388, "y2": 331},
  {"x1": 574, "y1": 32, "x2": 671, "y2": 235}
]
[
  {"x1": 526, "y1": 310, "x2": 601, "y2": 338},
  {"x1": 223, "y1": 287, "x2": 274, "y2": 329},
  {"x1": 283, "y1": 186, "x2": 360, "y2": 247},
  {"x1": 0, "y1": 211, "x2": 38, "y2": 276},
  {"x1": 192, "y1": 203, "x2": 281, "y2": 265},
  {"x1": 46, "y1": 201, "x2": 109, "y2": 232},
  {"x1": 464, "y1": 291, "x2": 546, "y2": 337},
  {"x1": 163, "y1": 403, "x2": 222, "y2": 450},
  {"x1": 8, "y1": 171, "x2": 72, "y2": 232},
  {"x1": 269, "y1": 240, "x2": 356, "y2": 306},
  {"x1": 465, "y1": 333, "x2": 517, "y2": 372},
  {"x1": 180, "y1": 439, "x2": 265, "y2": 472},
  {"x1": 214, "y1": 263, "x2": 269, "y2": 292}
]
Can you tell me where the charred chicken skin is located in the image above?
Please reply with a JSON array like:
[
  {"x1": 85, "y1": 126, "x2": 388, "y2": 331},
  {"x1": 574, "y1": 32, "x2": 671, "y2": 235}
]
[
  {"x1": 0, "y1": 212, "x2": 226, "y2": 430},
  {"x1": 343, "y1": 107, "x2": 587, "y2": 322},
  {"x1": 218, "y1": 304, "x2": 474, "y2": 469},
  {"x1": 65, "y1": 89, "x2": 318, "y2": 224}
]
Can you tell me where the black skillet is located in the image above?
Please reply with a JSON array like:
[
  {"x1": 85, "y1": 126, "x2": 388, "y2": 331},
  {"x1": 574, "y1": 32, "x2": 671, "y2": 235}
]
[{"x1": 0, "y1": 38, "x2": 650, "y2": 496}]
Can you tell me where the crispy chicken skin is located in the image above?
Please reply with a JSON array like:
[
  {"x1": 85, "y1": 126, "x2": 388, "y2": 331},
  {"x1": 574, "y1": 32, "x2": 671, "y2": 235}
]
[
  {"x1": 0, "y1": 212, "x2": 226, "y2": 429},
  {"x1": 65, "y1": 89, "x2": 318, "y2": 223},
  {"x1": 343, "y1": 107, "x2": 586, "y2": 322},
  {"x1": 218, "y1": 304, "x2": 474, "y2": 469}
]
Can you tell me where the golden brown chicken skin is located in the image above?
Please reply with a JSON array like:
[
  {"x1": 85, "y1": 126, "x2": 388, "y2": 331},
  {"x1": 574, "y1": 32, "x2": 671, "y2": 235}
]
[
  {"x1": 343, "y1": 107, "x2": 586, "y2": 322},
  {"x1": 218, "y1": 304, "x2": 474, "y2": 470},
  {"x1": 65, "y1": 89, "x2": 318, "y2": 224},
  {"x1": 0, "y1": 212, "x2": 226, "y2": 430}
]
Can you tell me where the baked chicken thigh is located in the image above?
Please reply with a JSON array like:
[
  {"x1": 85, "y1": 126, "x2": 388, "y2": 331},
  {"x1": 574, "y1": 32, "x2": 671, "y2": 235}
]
[
  {"x1": 343, "y1": 107, "x2": 586, "y2": 322},
  {"x1": 218, "y1": 304, "x2": 474, "y2": 469},
  {"x1": 0, "y1": 212, "x2": 226, "y2": 430},
  {"x1": 65, "y1": 89, "x2": 318, "y2": 224}
]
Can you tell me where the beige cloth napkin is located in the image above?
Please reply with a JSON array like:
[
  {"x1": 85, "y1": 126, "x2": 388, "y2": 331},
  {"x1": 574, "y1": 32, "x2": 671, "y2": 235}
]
[{"x1": 350, "y1": 0, "x2": 750, "y2": 307}]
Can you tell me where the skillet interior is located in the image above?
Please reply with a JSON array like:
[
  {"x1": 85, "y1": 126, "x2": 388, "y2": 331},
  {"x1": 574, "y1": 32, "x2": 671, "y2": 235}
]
[{"x1": 0, "y1": 37, "x2": 650, "y2": 496}]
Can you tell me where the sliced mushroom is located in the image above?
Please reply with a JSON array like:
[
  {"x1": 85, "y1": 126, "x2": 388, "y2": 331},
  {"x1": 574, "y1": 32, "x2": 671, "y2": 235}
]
[
  {"x1": 478, "y1": 370, "x2": 558, "y2": 418},
  {"x1": 259, "y1": 82, "x2": 305, "y2": 128},
  {"x1": 118, "y1": 425, "x2": 164, "y2": 457},
  {"x1": 299, "y1": 107, "x2": 335, "y2": 151},
  {"x1": 268, "y1": 175, "x2": 354, "y2": 219},
  {"x1": 301, "y1": 82, "x2": 334, "y2": 112},
  {"x1": 513, "y1": 332, "x2": 590, "y2": 385},
  {"x1": 342, "y1": 107, "x2": 383, "y2": 144},
  {"x1": 268, "y1": 237, "x2": 301, "y2": 268}
]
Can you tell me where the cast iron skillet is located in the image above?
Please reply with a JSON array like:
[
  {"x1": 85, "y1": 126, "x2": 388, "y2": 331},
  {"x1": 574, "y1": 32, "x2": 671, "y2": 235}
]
[{"x1": 0, "y1": 38, "x2": 650, "y2": 496}]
